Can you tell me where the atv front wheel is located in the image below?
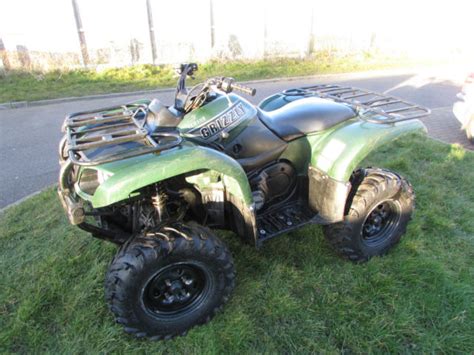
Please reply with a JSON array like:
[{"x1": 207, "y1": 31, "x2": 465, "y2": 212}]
[
  {"x1": 105, "y1": 222, "x2": 235, "y2": 340},
  {"x1": 323, "y1": 168, "x2": 415, "y2": 262}
]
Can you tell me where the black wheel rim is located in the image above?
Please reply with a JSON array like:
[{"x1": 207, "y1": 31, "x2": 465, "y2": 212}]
[
  {"x1": 143, "y1": 263, "x2": 209, "y2": 316},
  {"x1": 361, "y1": 200, "x2": 401, "y2": 247}
]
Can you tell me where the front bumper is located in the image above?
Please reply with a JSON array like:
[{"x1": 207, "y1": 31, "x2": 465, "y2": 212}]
[
  {"x1": 57, "y1": 187, "x2": 85, "y2": 225},
  {"x1": 57, "y1": 158, "x2": 130, "y2": 244},
  {"x1": 58, "y1": 159, "x2": 85, "y2": 225}
]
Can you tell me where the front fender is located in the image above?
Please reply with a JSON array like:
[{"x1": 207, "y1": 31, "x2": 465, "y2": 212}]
[
  {"x1": 311, "y1": 118, "x2": 427, "y2": 182},
  {"x1": 87, "y1": 143, "x2": 253, "y2": 208}
]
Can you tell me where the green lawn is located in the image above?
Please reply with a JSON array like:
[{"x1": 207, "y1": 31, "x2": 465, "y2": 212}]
[
  {"x1": 0, "y1": 54, "x2": 434, "y2": 103},
  {"x1": 0, "y1": 134, "x2": 473, "y2": 353}
]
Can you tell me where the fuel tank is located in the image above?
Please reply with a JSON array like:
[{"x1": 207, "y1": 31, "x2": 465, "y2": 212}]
[
  {"x1": 179, "y1": 94, "x2": 255, "y2": 141},
  {"x1": 178, "y1": 94, "x2": 288, "y2": 171}
]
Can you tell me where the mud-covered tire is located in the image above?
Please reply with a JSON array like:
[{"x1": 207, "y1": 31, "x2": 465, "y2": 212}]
[
  {"x1": 323, "y1": 168, "x2": 415, "y2": 262},
  {"x1": 105, "y1": 222, "x2": 235, "y2": 340}
]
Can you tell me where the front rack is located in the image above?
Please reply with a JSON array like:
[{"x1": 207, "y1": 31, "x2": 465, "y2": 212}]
[
  {"x1": 283, "y1": 84, "x2": 430, "y2": 123},
  {"x1": 63, "y1": 103, "x2": 182, "y2": 166}
]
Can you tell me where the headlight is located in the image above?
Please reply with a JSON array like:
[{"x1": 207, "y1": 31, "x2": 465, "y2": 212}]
[{"x1": 78, "y1": 169, "x2": 112, "y2": 195}]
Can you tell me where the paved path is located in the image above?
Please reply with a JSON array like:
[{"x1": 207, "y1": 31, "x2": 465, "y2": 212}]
[{"x1": 0, "y1": 68, "x2": 472, "y2": 208}]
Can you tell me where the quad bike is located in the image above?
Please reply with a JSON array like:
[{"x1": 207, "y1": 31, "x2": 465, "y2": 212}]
[{"x1": 58, "y1": 63, "x2": 430, "y2": 339}]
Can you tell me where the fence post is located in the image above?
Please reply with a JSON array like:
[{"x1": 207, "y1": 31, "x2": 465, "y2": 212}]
[
  {"x1": 370, "y1": 32, "x2": 376, "y2": 51},
  {"x1": 263, "y1": 5, "x2": 268, "y2": 58},
  {"x1": 146, "y1": 0, "x2": 158, "y2": 64},
  {"x1": 307, "y1": 6, "x2": 315, "y2": 56},
  {"x1": 209, "y1": 0, "x2": 215, "y2": 49},
  {"x1": 71, "y1": 0, "x2": 90, "y2": 67},
  {"x1": 0, "y1": 38, "x2": 11, "y2": 71},
  {"x1": 130, "y1": 38, "x2": 142, "y2": 64},
  {"x1": 16, "y1": 45, "x2": 31, "y2": 70}
]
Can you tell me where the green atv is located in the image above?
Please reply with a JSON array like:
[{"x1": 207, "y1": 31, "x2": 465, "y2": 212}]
[{"x1": 58, "y1": 63, "x2": 429, "y2": 339}]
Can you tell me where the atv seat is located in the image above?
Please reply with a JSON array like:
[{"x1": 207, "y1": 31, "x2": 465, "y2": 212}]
[{"x1": 258, "y1": 97, "x2": 356, "y2": 141}]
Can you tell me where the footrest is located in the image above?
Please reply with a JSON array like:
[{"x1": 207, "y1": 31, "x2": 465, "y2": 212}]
[{"x1": 256, "y1": 201, "x2": 315, "y2": 245}]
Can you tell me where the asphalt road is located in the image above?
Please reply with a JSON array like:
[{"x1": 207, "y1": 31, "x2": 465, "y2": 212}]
[{"x1": 0, "y1": 68, "x2": 468, "y2": 209}]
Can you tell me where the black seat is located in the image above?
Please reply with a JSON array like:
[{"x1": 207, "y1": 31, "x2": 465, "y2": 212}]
[{"x1": 258, "y1": 97, "x2": 356, "y2": 141}]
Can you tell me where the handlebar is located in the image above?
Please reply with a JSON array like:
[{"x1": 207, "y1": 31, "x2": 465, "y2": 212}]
[
  {"x1": 218, "y1": 77, "x2": 256, "y2": 96},
  {"x1": 176, "y1": 65, "x2": 257, "y2": 113},
  {"x1": 231, "y1": 82, "x2": 256, "y2": 96}
]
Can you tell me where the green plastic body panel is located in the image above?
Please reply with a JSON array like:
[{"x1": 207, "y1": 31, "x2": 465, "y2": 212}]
[
  {"x1": 310, "y1": 118, "x2": 427, "y2": 182},
  {"x1": 282, "y1": 118, "x2": 426, "y2": 182},
  {"x1": 260, "y1": 93, "x2": 427, "y2": 182},
  {"x1": 178, "y1": 95, "x2": 237, "y2": 130},
  {"x1": 279, "y1": 121, "x2": 347, "y2": 175},
  {"x1": 178, "y1": 94, "x2": 257, "y2": 143},
  {"x1": 81, "y1": 142, "x2": 252, "y2": 208}
]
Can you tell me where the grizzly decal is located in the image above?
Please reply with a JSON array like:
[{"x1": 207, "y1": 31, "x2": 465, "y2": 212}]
[{"x1": 190, "y1": 102, "x2": 246, "y2": 140}]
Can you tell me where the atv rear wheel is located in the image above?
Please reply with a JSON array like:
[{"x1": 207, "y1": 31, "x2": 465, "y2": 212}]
[
  {"x1": 105, "y1": 222, "x2": 235, "y2": 340},
  {"x1": 323, "y1": 168, "x2": 415, "y2": 262}
]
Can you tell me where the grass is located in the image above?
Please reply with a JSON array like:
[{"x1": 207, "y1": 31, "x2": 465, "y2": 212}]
[
  {"x1": 0, "y1": 134, "x2": 473, "y2": 353},
  {"x1": 0, "y1": 53, "x2": 435, "y2": 103}
]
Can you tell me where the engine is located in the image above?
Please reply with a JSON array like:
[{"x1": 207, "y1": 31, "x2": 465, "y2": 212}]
[{"x1": 249, "y1": 161, "x2": 296, "y2": 211}]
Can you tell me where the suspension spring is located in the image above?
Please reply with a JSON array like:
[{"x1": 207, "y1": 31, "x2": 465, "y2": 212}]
[{"x1": 151, "y1": 183, "x2": 168, "y2": 222}]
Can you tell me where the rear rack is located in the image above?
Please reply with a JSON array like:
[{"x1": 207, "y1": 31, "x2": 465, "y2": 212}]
[
  {"x1": 63, "y1": 103, "x2": 182, "y2": 166},
  {"x1": 283, "y1": 84, "x2": 430, "y2": 123}
]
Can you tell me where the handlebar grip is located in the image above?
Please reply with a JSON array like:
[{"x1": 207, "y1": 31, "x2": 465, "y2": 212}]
[{"x1": 232, "y1": 83, "x2": 256, "y2": 96}]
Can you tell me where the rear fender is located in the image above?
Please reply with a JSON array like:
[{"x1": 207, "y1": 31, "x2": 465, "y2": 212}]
[{"x1": 308, "y1": 118, "x2": 427, "y2": 222}]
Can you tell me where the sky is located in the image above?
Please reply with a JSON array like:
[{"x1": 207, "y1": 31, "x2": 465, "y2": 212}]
[{"x1": 0, "y1": 0, "x2": 472, "y2": 63}]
